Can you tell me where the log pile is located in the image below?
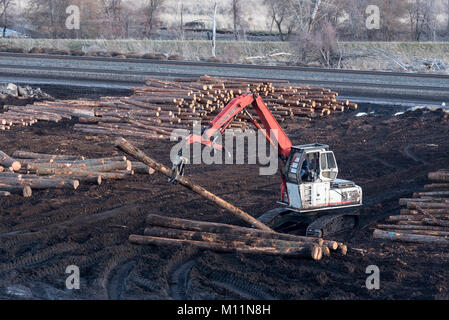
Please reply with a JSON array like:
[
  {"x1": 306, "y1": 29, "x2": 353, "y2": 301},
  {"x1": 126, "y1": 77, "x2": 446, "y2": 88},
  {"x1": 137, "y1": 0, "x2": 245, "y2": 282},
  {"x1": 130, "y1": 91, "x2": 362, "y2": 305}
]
[
  {"x1": 0, "y1": 149, "x2": 155, "y2": 198},
  {"x1": 130, "y1": 214, "x2": 348, "y2": 261},
  {"x1": 373, "y1": 169, "x2": 449, "y2": 246},
  {"x1": 1, "y1": 76, "x2": 358, "y2": 137}
]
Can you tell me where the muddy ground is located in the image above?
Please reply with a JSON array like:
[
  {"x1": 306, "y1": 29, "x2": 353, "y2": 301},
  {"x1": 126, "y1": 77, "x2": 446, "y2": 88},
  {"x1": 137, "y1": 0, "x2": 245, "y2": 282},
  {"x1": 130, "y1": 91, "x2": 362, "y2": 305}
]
[{"x1": 0, "y1": 97, "x2": 448, "y2": 300}]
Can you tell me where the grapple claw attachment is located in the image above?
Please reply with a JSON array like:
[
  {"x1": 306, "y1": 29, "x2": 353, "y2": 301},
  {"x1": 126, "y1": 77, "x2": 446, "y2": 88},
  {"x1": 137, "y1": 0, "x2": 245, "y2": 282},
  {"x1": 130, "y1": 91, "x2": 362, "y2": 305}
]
[{"x1": 169, "y1": 156, "x2": 188, "y2": 184}]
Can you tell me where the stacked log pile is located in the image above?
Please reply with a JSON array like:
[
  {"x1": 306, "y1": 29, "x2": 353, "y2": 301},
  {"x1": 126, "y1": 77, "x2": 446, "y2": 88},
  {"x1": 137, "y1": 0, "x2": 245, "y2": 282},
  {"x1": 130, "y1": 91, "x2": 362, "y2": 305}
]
[
  {"x1": 373, "y1": 169, "x2": 449, "y2": 246},
  {"x1": 0, "y1": 149, "x2": 154, "y2": 198},
  {"x1": 130, "y1": 214, "x2": 348, "y2": 261},
  {"x1": 1, "y1": 76, "x2": 358, "y2": 137}
]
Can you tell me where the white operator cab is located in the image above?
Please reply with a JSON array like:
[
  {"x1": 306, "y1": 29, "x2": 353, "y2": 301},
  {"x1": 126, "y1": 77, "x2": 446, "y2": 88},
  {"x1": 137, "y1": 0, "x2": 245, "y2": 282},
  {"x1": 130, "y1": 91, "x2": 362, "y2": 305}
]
[{"x1": 281, "y1": 143, "x2": 363, "y2": 213}]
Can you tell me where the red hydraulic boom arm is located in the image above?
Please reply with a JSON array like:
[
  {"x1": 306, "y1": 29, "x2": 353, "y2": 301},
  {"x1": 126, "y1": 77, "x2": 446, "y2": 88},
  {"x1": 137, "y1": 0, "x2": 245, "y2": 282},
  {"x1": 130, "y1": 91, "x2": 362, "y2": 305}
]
[
  {"x1": 175, "y1": 93, "x2": 293, "y2": 201},
  {"x1": 185, "y1": 92, "x2": 293, "y2": 158}
]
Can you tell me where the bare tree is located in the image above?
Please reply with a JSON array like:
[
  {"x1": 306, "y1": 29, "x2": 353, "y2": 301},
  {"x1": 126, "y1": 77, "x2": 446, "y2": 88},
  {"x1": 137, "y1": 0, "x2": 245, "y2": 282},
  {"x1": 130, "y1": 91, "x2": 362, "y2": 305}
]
[
  {"x1": 101, "y1": 0, "x2": 125, "y2": 38},
  {"x1": 143, "y1": 0, "x2": 165, "y2": 38},
  {"x1": 231, "y1": 0, "x2": 240, "y2": 40},
  {"x1": 0, "y1": 0, "x2": 14, "y2": 37},
  {"x1": 407, "y1": 0, "x2": 437, "y2": 41},
  {"x1": 26, "y1": 0, "x2": 73, "y2": 38},
  {"x1": 212, "y1": 1, "x2": 217, "y2": 56},
  {"x1": 264, "y1": 0, "x2": 295, "y2": 41},
  {"x1": 308, "y1": 0, "x2": 322, "y2": 32},
  {"x1": 447, "y1": 0, "x2": 449, "y2": 35},
  {"x1": 179, "y1": 1, "x2": 184, "y2": 39}
]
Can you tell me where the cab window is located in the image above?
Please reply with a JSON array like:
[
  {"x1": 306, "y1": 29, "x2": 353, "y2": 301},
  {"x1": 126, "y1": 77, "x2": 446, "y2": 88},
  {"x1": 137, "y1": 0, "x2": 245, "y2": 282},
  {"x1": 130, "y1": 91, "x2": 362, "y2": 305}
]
[
  {"x1": 320, "y1": 152, "x2": 338, "y2": 179},
  {"x1": 299, "y1": 152, "x2": 320, "y2": 182},
  {"x1": 287, "y1": 152, "x2": 302, "y2": 182}
]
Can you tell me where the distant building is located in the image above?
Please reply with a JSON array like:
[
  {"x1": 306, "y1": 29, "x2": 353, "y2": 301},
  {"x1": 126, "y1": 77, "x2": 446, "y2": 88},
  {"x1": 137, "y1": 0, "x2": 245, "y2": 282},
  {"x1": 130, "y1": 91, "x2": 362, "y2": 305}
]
[{"x1": 184, "y1": 21, "x2": 206, "y2": 30}]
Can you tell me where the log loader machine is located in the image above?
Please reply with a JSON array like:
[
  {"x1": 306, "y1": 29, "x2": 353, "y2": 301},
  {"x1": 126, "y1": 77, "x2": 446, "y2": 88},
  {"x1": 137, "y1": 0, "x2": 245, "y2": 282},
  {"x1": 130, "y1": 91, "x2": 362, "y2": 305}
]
[{"x1": 170, "y1": 93, "x2": 363, "y2": 238}]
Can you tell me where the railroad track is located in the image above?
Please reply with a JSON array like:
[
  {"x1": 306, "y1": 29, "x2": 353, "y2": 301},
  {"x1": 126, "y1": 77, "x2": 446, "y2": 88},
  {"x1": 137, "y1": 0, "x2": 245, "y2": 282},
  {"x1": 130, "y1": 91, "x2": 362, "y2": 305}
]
[{"x1": 0, "y1": 52, "x2": 449, "y2": 103}]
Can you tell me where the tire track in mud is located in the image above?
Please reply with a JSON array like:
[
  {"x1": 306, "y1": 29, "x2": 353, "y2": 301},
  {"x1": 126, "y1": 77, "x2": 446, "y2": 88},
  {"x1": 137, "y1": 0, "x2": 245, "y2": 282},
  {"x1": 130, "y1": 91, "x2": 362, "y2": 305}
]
[
  {"x1": 197, "y1": 264, "x2": 276, "y2": 300},
  {"x1": 106, "y1": 259, "x2": 137, "y2": 300},
  {"x1": 0, "y1": 242, "x2": 81, "y2": 273},
  {"x1": 167, "y1": 247, "x2": 200, "y2": 300},
  {"x1": 368, "y1": 155, "x2": 399, "y2": 169},
  {"x1": 208, "y1": 274, "x2": 276, "y2": 300},
  {"x1": 401, "y1": 145, "x2": 429, "y2": 165},
  {"x1": 169, "y1": 259, "x2": 196, "y2": 300}
]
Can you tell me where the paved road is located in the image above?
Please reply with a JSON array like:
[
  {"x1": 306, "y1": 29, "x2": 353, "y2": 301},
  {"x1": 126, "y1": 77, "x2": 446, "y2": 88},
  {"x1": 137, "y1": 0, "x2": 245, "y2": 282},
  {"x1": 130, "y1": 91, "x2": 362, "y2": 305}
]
[{"x1": 1, "y1": 52, "x2": 448, "y2": 105}]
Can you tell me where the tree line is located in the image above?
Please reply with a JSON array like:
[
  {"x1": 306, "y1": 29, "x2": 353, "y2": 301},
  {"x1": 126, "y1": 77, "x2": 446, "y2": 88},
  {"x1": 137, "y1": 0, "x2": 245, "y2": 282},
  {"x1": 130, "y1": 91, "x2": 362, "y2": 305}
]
[{"x1": 1, "y1": 0, "x2": 449, "y2": 41}]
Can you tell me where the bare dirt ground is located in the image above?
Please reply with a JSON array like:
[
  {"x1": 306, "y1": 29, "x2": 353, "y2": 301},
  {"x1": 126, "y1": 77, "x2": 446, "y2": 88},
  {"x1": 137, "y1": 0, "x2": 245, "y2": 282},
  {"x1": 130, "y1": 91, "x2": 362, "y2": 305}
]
[{"x1": 0, "y1": 100, "x2": 448, "y2": 300}]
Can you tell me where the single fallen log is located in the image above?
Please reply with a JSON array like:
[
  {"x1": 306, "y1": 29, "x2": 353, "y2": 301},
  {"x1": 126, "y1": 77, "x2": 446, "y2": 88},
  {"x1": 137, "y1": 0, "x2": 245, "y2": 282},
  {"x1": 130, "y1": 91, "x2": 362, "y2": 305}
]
[
  {"x1": 56, "y1": 174, "x2": 102, "y2": 185},
  {"x1": 0, "y1": 177, "x2": 79, "y2": 190},
  {"x1": 0, "y1": 191, "x2": 11, "y2": 197},
  {"x1": 132, "y1": 162, "x2": 155, "y2": 175},
  {"x1": 414, "y1": 191, "x2": 449, "y2": 198},
  {"x1": 145, "y1": 214, "x2": 342, "y2": 251},
  {"x1": 12, "y1": 151, "x2": 84, "y2": 161},
  {"x1": 400, "y1": 209, "x2": 449, "y2": 215},
  {"x1": 386, "y1": 215, "x2": 447, "y2": 222},
  {"x1": 373, "y1": 229, "x2": 449, "y2": 245},
  {"x1": 399, "y1": 198, "x2": 435, "y2": 206},
  {"x1": 376, "y1": 228, "x2": 449, "y2": 237},
  {"x1": 423, "y1": 218, "x2": 449, "y2": 227},
  {"x1": 377, "y1": 224, "x2": 449, "y2": 232},
  {"x1": 129, "y1": 235, "x2": 323, "y2": 260},
  {"x1": 0, "y1": 185, "x2": 32, "y2": 197},
  {"x1": 115, "y1": 137, "x2": 272, "y2": 231},
  {"x1": 0, "y1": 150, "x2": 21, "y2": 171},
  {"x1": 35, "y1": 161, "x2": 131, "y2": 176},
  {"x1": 424, "y1": 183, "x2": 449, "y2": 190},
  {"x1": 428, "y1": 172, "x2": 449, "y2": 182},
  {"x1": 144, "y1": 226, "x2": 326, "y2": 250},
  {"x1": 408, "y1": 202, "x2": 449, "y2": 209}
]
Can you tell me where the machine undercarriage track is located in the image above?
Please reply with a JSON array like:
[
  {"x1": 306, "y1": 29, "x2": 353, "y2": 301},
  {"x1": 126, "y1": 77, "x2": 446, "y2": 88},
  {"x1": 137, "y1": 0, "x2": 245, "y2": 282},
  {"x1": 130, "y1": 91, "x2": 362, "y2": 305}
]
[{"x1": 258, "y1": 208, "x2": 360, "y2": 238}]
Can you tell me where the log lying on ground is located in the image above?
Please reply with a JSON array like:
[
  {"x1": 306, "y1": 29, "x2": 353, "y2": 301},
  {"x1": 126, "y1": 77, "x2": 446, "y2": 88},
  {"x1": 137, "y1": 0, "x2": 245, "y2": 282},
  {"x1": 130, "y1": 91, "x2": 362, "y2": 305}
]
[
  {"x1": 400, "y1": 208, "x2": 449, "y2": 215},
  {"x1": 428, "y1": 172, "x2": 449, "y2": 182},
  {"x1": 424, "y1": 183, "x2": 449, "y2": 190},
  {"x1": 0, "y1": 177, "x2": 79, "y2": 190},
  {"x1": 115, "y1": 137, "x2": 273, "y2": 231},
  {"x1": 0, "y1": 150, "x2": 21, "y2": 171},
  {"x1": 0, "y1": 185, "x2": 32, "y2": 197},
  {"x1": 408, "y1": 202, "x2": 449, "y2": 209},
  {"x1": 424, "y1": 218, "x2": 449, "y2": 227},
  {"x1": 414, "y1": 191, "x2": 449, "y2": 198},
  {"x1": 132, "y1": 162, "x2": 156, "y2": 175},
  {"x1": 12, "y1": 151, "x2": 84, "y2": 161},
  {"x1": 373, "y1": 229, "x2": 449, "y2": 245},
  {"x1": 0, "y1": 191, "x2": 11, "y2": 197},
  {"x1": 145, "y1": 214, "x2": 342, "y2": 251},
  {"x1": 144, "y1": 226, "x2": 323, "y2": 250},
  {"x1": 129, "y1": 234, "x2": 323, "y2": 260},
  {"x1": 34, "y1": 161, "x2": 131, "y2": 176},
  {"x1": 377, "y1": 224, "x2": 449, "y2": 232}
]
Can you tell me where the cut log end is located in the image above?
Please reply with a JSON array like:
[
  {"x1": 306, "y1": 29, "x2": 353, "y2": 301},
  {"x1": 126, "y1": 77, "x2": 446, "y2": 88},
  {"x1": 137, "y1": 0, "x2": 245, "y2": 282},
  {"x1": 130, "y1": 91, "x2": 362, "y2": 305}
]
[
  {"x1": 10, "y1": 161, "x2": 21, "y2": 172},
  {"x1": 312, "y1": 246, "x2": 323, "y2": 261},
  {"x1": 339, "y1": 243, "x2": 348, "y2": 255},
  {"x1": 23, "y1": 186, "x2": 32, "y2": 198}
]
